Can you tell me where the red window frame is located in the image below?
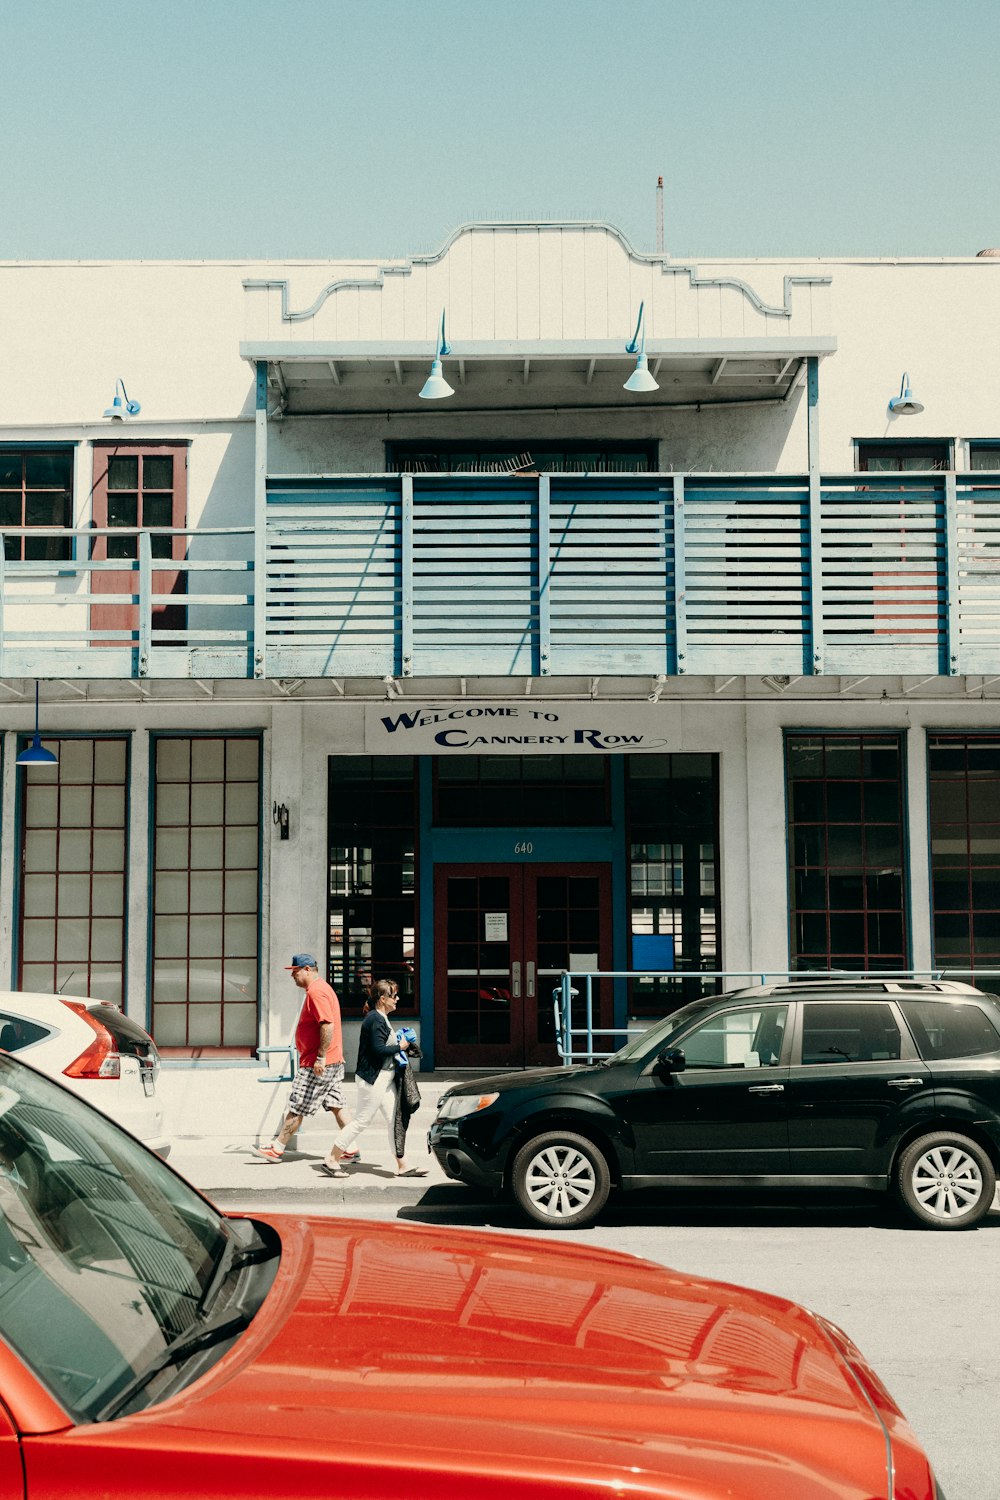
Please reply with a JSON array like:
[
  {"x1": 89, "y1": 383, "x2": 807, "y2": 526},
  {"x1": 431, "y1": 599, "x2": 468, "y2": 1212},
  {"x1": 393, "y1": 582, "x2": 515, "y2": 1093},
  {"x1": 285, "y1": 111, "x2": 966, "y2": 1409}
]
[{"x1": 90, "y1": 442, "x2": 188, "y2": 642}]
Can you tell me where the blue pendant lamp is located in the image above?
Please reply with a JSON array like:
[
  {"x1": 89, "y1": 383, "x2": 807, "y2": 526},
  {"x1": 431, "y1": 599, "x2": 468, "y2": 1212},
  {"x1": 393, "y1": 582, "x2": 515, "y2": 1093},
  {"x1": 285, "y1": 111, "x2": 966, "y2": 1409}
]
[
  {"x1": 103, "y1": 379, "x2": 142, "y2": 421},
  {"x1": 419, "y1": 310, "x2": 455, "y2": 400},
  {"x1": 623, "y1": 302, "x2": 659, "y2": 393},
  {"x1": 888, "y1": 372, "x2": 924, "y2": 416},
  {"x1": 16, "y1": 684, "x2": 58, "y2": 767}
]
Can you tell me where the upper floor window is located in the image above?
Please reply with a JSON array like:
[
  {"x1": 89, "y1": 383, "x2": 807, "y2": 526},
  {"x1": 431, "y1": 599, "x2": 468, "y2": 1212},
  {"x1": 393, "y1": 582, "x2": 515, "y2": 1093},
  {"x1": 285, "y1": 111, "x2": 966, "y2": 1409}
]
[
  {"x1": 92, "y1": 445, "x2": 186, "y2": 559},
  {"x1": 90, "y1": 443, "x2": 189, "y2": 641},
  {"x1": 388, "y1": 442, "x2": 655, "y2": 475},
  {"x1": 855, "y1": 440, "x2": 951, "y2": 473},
  {"x1": 0, "y1": 449, "x2": 73, "y2": 561},
  {"x1": 968, "y1": 444, "x2": 1000, "y2": 471}
]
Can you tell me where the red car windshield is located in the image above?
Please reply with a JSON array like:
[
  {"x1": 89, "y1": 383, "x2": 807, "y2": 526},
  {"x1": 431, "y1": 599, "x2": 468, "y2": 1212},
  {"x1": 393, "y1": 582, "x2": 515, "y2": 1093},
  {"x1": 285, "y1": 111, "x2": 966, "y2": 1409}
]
[{"x1": 0, "y1": 1054, "x2": 229, "y2": 1423}]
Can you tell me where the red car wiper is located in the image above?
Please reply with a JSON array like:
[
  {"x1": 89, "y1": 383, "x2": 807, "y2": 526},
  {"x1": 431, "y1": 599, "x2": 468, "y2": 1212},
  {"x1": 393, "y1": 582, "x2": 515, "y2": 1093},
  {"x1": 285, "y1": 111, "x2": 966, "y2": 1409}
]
[{"x1": 95, "y1": 1309, "x2": 251, "y2": 1422}]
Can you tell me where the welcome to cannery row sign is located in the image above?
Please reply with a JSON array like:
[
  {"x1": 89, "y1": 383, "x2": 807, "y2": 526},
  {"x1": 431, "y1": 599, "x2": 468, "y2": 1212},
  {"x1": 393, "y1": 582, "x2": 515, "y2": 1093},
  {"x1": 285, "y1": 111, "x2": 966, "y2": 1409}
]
[{"x1": 363, "y1": 703, "x2": 678, "y2": 754}]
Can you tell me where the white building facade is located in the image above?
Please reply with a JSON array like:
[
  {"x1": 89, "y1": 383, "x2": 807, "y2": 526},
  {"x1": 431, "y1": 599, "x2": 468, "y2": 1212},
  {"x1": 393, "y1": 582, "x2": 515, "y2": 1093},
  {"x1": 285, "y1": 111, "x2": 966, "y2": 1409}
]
[{"x1": 1, "y1": 221, "x2": 999, "y2": 1086}]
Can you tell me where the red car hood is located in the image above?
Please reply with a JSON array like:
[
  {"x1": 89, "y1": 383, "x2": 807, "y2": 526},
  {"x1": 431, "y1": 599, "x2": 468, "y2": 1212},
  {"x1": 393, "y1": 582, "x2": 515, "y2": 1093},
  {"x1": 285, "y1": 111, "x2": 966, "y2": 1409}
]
[{"x1": 24, "y1": 1214, "x2": 930, "y2": 1500}]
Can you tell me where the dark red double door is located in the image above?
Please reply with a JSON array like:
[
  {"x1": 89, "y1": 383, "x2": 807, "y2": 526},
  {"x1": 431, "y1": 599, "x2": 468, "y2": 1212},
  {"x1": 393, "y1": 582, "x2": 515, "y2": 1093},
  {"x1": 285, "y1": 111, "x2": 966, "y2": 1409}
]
[{"x1": 435, "y1": 864, "x2": 612, "y2": 1068}]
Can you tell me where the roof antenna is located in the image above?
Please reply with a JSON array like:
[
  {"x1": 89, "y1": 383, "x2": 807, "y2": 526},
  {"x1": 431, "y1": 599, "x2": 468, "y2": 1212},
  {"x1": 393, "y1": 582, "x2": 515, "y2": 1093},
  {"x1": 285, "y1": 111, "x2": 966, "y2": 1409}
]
[{"x1": 656, "y1": 175, "x2": 665, "y2": 255}]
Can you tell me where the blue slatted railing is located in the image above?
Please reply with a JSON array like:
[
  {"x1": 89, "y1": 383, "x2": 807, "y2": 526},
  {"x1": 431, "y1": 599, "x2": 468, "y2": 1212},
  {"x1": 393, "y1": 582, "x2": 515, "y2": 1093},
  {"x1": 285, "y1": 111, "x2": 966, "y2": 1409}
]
[{"x1": 2, "y1": 471, "x2": 999, "y2": 679}]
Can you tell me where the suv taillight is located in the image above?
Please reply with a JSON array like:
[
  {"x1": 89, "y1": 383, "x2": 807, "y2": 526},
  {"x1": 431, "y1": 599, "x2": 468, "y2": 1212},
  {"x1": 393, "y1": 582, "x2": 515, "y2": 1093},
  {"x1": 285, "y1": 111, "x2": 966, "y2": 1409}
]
[{"x1": 61, "y1": 1002, "x2": 121, "y2": 1080}]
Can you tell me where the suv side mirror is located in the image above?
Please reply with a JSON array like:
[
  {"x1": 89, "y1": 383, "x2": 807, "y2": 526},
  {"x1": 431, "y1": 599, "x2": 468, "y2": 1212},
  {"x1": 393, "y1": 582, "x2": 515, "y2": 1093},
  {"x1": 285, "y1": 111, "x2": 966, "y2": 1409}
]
[{"x1": 657, "y1": 1046, "x2": 686, "y2": 1073}]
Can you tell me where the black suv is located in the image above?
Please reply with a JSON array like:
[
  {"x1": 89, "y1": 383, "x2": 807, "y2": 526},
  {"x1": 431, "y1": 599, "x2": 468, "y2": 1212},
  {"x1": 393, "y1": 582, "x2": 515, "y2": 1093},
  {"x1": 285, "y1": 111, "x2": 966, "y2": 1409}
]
[{"x1": 429, "y1": 979, "x2": 1000, "y2": 1230}]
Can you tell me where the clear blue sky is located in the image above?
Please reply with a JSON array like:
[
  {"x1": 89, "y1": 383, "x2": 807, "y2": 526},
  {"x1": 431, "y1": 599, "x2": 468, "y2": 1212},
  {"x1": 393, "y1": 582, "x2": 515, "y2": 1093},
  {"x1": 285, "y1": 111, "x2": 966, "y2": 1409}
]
[{"x1": 4, "y1": 0, "x2": 998, "y2": 261}]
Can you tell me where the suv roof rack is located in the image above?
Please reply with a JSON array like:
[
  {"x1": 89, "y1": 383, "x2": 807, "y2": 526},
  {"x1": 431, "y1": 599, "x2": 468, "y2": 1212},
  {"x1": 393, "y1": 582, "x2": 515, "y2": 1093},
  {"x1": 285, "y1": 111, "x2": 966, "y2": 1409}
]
[{"x1": 726, "y1": 979, "x2": 985, "y2": 999}]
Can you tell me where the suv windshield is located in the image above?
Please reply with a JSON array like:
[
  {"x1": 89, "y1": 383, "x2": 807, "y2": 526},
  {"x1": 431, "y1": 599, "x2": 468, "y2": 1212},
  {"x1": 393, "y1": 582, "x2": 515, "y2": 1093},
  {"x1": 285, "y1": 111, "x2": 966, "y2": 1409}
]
[
  {"x1": 0, "y1": 1054, "x2": 230, "y2": 1423},
  {"x1": 609, "y1": 996, "x2": 722, "y2": 1064}
]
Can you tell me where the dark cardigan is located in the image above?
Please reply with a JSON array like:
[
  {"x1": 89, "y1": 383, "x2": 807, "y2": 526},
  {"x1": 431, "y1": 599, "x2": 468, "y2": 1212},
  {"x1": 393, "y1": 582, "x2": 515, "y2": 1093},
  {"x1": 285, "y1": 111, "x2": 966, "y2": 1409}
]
[{"x1": 354, "y1": 1009, "x2": 399, "y2": 1086}]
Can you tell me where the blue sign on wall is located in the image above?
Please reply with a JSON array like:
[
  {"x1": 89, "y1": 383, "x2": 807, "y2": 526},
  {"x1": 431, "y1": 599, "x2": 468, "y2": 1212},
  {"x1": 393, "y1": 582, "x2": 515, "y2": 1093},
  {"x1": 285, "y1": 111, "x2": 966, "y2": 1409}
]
[{"x1": 631, "y1": 934, "x2": 675, "y2": 971}]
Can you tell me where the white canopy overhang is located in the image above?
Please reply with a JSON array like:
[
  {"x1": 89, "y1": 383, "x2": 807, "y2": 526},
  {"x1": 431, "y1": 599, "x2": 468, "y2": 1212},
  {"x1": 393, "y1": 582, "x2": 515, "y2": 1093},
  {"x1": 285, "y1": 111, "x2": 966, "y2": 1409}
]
[{"x1": 240, "y1": 335, "x2": 837, "y2": 415}]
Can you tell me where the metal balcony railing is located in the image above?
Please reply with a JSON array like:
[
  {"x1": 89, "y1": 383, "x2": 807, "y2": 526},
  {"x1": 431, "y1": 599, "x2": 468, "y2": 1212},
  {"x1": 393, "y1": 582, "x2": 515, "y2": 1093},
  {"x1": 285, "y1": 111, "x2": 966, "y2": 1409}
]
[{"x1": 2, "y1": 471, "x2": 999, "y2": 679}]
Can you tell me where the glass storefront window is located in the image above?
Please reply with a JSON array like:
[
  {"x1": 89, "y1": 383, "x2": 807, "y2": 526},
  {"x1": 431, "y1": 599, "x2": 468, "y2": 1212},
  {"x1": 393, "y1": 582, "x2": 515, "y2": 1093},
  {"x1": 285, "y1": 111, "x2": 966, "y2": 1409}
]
[
  {"x1": 151, "y1": 736, "x2": 260, "y2": 1049},
  {"x1": 434, "y1": 755, "x2": 609, "y2": 826},
  {"x1": 928, "y1": 735, "x2": 1000, "y2": 979},
  {"x1": 328, "y1": 757, "x2": 417, "y2": 1013},
  {"x1": 626, "y1": 755, "x2": 721, "y2": 1013},
  {"x1": 19, "y1": 738, "x2": 128, "y2": 1001},
  {"x1": 786, "y1": 733, "x2": 907, "y2": 972}
]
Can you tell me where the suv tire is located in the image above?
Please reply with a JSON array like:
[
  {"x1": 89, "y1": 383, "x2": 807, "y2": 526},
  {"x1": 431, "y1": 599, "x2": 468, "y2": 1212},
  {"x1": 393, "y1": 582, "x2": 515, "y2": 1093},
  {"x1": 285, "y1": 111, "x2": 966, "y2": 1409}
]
[
  {"x1": 511, "y1": 1130, "x2": 611, "y2": 1229},
  {"x1": 895, "y1": 1131, "x2": 996, "y2": 1230}
]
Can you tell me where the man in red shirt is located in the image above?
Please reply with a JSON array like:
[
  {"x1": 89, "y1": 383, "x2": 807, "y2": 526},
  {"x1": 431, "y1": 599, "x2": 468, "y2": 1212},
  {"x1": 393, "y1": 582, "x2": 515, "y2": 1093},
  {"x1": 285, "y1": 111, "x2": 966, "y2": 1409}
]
[{"x1": 252, "y1": 954, "x2": 354, "y2": 1162}]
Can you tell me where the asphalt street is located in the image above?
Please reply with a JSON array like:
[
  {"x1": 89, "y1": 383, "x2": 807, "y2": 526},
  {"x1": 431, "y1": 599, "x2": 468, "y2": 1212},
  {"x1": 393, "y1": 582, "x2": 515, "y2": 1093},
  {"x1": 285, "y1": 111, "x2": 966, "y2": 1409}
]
[{"x1": 200, "y1": 1173, "x2": 999, "y2": 1500}]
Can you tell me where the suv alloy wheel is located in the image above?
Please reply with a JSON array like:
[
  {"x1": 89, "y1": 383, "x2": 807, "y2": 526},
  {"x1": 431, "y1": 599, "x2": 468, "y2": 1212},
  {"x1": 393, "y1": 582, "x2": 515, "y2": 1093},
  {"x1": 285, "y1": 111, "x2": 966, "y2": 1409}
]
[
  {"x1": 511, "y1": 1130, "x2": 611, "y2": 1229},
  {"x1": 895, "y1": 1131, "x2": 997, "y2": 1229}
]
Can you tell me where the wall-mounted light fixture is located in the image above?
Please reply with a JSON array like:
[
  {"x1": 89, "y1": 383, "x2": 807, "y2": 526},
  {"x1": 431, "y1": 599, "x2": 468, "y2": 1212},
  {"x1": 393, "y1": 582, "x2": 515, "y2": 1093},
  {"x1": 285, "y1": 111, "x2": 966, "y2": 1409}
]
[
  {"x1": 624, "y1": 302, "x2": 659, "y2": 394},
  {"x1": 418, "y1": 310, "x2": 454, "y2": 400},
  {"x1": 888, "y1": 371, "x2": 924, "y2": 416},
  {"x1": 16, "y1": 683, "x2": 58, "y2": 767},
  {"x1": 272, "y1": 801, "x2": 290, "y2": 840},
  {"x1": 103, "y1": 379, "x2": 142, "y2": 420}
]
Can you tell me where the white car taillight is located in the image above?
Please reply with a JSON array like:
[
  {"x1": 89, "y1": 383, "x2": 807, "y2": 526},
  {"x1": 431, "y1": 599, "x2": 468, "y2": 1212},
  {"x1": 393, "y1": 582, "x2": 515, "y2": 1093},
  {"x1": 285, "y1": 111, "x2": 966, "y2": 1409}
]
[{"x1": 61, "y1": 1002, "x2": 121, "y2": 1080}]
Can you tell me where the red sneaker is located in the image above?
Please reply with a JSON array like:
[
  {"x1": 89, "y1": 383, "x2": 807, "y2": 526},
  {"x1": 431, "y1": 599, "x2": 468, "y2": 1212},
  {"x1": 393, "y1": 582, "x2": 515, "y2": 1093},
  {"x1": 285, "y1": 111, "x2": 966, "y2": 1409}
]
[{"x1": 251, "y1": 1144, "x2": 285, "y2": 1162}]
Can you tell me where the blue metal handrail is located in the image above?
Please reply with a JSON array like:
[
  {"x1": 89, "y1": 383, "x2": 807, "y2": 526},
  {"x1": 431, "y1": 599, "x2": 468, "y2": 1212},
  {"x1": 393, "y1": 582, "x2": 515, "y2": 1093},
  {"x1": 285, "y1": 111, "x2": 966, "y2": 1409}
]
[
  {"x1": 553, "y1": 967, "x2": 1000, "y2": 1065},
  {"x1": 255, "y1": 1044, "x2": 297, "y2": 1082}
]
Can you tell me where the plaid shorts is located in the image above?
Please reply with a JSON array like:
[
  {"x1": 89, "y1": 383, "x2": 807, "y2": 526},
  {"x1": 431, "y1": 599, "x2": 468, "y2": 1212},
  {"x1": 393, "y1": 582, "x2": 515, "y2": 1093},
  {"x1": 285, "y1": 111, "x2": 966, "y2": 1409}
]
[{"x1": 288, "y1": 1062, "x2": 345, "y2": 1117}]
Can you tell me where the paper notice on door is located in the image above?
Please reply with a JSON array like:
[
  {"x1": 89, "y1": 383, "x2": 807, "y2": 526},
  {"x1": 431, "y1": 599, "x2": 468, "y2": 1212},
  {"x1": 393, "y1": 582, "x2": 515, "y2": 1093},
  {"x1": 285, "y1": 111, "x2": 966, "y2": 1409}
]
[
  {"x1": 484, "y1": 912, "x2": 508, "y2": 941},
  {"x1": 568, "y1": 952, "x2": 599, "y2": 972}
]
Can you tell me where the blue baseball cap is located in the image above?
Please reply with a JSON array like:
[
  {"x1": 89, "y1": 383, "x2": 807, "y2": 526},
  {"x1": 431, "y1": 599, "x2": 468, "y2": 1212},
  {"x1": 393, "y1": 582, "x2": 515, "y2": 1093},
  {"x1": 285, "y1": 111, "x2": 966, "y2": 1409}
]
[{"x1": 286, "y1": 953, "x2": 318, "y2": 970}]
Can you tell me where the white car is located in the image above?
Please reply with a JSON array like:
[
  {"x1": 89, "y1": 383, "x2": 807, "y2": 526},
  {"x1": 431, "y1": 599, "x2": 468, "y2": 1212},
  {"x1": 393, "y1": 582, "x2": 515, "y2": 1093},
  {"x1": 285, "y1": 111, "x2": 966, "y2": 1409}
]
[{"x1": 0, "y1": 991, "x2": 169, "y2": 1155}]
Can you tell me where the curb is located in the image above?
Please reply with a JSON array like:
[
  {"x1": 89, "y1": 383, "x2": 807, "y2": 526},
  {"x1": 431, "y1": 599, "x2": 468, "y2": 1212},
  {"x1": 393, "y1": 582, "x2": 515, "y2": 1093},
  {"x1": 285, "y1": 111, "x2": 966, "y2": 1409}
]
[{"x1": 204, "y1": 1182, "x2": 471, "y2": 1209}]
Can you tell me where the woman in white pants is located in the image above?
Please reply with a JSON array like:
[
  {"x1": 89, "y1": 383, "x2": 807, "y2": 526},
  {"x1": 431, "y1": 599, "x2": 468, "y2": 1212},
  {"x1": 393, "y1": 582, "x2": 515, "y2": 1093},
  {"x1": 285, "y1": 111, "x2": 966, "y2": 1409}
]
[{"x1": 322, "y1": 981, "x2": 426, "y2": 1178}]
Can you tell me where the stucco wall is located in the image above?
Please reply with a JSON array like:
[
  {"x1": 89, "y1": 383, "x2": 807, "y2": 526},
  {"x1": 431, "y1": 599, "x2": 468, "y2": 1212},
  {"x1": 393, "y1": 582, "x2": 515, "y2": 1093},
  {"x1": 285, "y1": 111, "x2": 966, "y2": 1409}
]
[{"x1": 2, "y1": 236, "x2": 998, "y2": 488}]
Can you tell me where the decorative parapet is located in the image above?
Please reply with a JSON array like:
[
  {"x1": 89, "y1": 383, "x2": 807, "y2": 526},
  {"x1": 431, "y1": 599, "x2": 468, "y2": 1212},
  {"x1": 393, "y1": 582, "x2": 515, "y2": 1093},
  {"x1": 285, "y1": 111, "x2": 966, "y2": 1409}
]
[{"x1": 243, "y1": 221, "x2": 832, "y2": 344}]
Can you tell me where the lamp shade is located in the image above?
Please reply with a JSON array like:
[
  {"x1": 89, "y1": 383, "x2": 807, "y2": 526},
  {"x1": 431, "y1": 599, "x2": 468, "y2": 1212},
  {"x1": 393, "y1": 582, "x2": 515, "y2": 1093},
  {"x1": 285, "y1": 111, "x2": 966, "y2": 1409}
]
[
  {"x1": 624, "y1": 353, "x2": 659, "y2": 394},
  {"x1": 623, "y1": 301, "x2": 659, "y2": 393},
  {"x1": 16, "y1": 734, "x2": 57, "y2": 767},
  {"x1": 888, "y1": 372, "x2": 924, "y2": 416},
  {"x1": 16, "y1": 682, "x2": 58, "y2": 767},
  {"x1": 103, "y1": 380, "x2": 141, "y2": 420},
  {"x1": 419, "y1": 358, "x2": 454, "y2": 401}
]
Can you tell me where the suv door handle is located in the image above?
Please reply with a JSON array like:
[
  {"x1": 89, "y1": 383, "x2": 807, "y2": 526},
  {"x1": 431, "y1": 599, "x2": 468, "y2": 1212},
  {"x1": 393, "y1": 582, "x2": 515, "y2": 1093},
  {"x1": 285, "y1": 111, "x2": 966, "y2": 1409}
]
[
  {"x1": 748, "y1": 1083, "x2": 785, "y2": 1094},
  {"x1": 888, "y1": 1076, "x2": 924, "y2": 1089}
]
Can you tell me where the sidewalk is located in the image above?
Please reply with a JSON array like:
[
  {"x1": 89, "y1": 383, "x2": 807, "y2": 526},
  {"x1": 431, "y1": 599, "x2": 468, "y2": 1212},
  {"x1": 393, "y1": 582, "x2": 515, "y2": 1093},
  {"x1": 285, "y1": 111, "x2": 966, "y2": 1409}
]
[{"x1": 164, "y1": 1076, "x2": 455, "y2": 1202}]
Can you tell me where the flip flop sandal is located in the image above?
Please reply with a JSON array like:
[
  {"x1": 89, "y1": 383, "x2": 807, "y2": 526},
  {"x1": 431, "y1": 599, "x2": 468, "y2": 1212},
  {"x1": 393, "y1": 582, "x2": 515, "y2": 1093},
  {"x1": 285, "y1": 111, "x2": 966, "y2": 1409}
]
[
  {"x1": 396, "y1": 1167, "x2": 429, "y2": 1177},
  {"x1": 318, "y1": 1163, "x2": 349, "y2": 1178}
]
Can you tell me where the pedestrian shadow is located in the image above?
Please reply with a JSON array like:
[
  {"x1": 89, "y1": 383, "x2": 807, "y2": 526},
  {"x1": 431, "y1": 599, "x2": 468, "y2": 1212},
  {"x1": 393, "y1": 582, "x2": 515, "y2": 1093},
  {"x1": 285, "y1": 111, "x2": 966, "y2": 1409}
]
[
  {"x1": 306, "y1": 1161, "x2": 433, "y2": 1181},
  {"x1": 245, "y1": 1147, "x2": 327, "y2": 1164}
]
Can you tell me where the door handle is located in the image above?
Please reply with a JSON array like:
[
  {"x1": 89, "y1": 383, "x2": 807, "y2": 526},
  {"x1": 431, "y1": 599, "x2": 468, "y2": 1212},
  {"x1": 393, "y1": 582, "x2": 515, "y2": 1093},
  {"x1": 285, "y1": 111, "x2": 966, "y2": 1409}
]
[
  {"x1": 511, "y1": 961, "x2": 521, "y2": 999},
  {"x1": 748, "y1": 1083, "x2": 785, "y2": 1094},
  {"x1": 526, "y1": 961, "x2": 535, "y2": 999},
  {"x1": 888, "y1": 1077, "x2": 924, "y2": 1089}
]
